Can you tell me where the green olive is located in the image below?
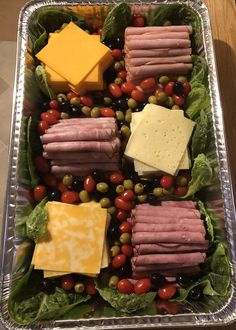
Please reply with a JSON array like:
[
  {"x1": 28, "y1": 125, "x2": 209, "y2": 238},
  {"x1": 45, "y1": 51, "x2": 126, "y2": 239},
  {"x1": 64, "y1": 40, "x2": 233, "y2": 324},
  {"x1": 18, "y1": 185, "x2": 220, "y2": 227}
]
[
  {"x1": 137, "y1": 194, "x2": 148, "y2": 203},
  {"x1": 172, "y1": 105, "x2": 180, "y2": 110},
  {"x1": 165, "y1": 96, "x2": 174, "y2": 108},
  {"x1": 114, "y1": 61, "x2": 122, "y2": 71},
  {"x1": 153, "y1": 187, "x2": 163, "y2": 197},
  {"x1": 116, "y1": 184, "x2": 125, "y2": 194},
  {"x1": 81, "y1": 106, "x2": 91, "y2": 116},
  {"x1": 176, "y1": 176, "x2": 188, "y2": 187},
  {"x1": 127, "y1": 98, "x2": 137, "y2": 109},
  {"x1": 159, "y1": 75, "x2": 170, "y2": 85},
  {"x1": 62, "y1": 174, "x2": 73, "y2": 187},
  {"x1": 74, "y1": 282, "x2": 85, "y2": 293},
  {"x1": 107, "y1": 206, "x2": 116, "y2": 214},
  {"x1": 79, "y1": 190, "x2": 90, "y2": 202},
  {"x1": 103, "y1": 96, "x2": 112, "y2": 105},
  {"x1": 99, "y1": 197, "x2": 112, "y2": 208},
  {"x1": 115, "y1": 110, "x2": 125, "y2": 121},
  {"x1": 114, "y1": 77, "x2": 123, "y2": 85},
  {"x1": 163, "y1": 20, "x2": 172, "y2": 26},
  {"x1": 57, "y1": 93, "x2": 67, "y2": 102},
  {"x1": 123, "y1": 179, "x2": 134, "y2": 190},
  {"x1": 120, "y1": 233, "x2": 131, "y2": 244},
  {"x1": 163, "y1": 187, "x2": 174, "y2": 196},
  {"x1": 61, "y1": 23, "x2": 68, "y2": 29},
  {"x1": 157, "y1": 92, "x2": 168, "y2": 104},
  {"x1": 134, "y1": 183, "x2": 144, "y2": 195},
  {"x1": 119, "y1": 60, "x2": 125, "y2": 69},
  {"x1": 91, "y1": 106, "x2": 100, "y2": 118},
  {"x1": 120, "y1": 125, "x2": 131, "y2": 138},
  {"x1": 96, "y1": 182, "x2": 109, "y2": 193},
  {"x1": 60, "y1": 112, "x2": 70, "y2": 119},
  {"x1": 108, "y1": 275, "x2": 119, "y2": 289},
  {"x1": 110, "y1": 245, "x2": 120, "y2": 257},
  {"x1": 148, "y1": 95, "x2": 157, "y2": 104},
  {"x1": 177, "y1": 76, "x2": 187, "y2": 83},
  {"x1": 70, "y1": 96, "x2": 80, "y2": 106},
  {"x1": 125, "y1": 110, "x2": 132, "y2": 123}
]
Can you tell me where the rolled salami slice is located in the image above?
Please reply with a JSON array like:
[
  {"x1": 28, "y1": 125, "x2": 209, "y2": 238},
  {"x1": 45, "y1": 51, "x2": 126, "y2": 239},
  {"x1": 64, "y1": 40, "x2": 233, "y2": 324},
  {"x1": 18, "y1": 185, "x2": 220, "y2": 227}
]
[
  {"x1": 132, "y1": 252, "x2": 206, "y2": 266},
  {"x1": 43, "y1": 151, "x2": 119, "y2": 162},
  {"x1": 125, "y1": 55, "x2": 192, "y2": 67},
  {"x1": 51, "y1": 162, "x2": 119, "y2": 174},
  {"x1": 132, "y1": 266, "x2": 200, "y2": 279},
  {"x1": 43, "y1": 138, "x2": 120, "y2": 153},
  {"x1": 125, "y1": 48, "x2": 192, "y2": 58},
  {"x1": 132, "y1": 232, "x2": 206, "y2": 245},
  {"x1": 131, "y1": 216, "x2": 203, "y2": 224},
  {"x1": 126, "y1": 32, "x2": 190, "y2": 41},
  {"x1": 125, "y1": 26, "x2": 193, "y2": 36},
  {"x1": 134, "y1": 242, "x2": 209, "y2": 255},
  {"x1": 41, "y1": 128, "x2": 117, "y2": 144},
  {"x1": 160, "y1": 201, "x2": 197, "y2": 209},
  {"x1": 132, "y1": 223, "x2": 206, "y2": 234},
  {"x1": 126, "y1": 39, "x2": 191, "y2": 50}
]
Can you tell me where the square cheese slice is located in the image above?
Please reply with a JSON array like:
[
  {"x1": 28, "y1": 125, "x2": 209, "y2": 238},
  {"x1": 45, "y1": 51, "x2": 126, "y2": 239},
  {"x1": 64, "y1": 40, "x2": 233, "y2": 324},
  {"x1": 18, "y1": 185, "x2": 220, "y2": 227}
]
[
  {"x1": 125, "y1": 105, "x2": 195, "y2": 175},
  {"x1": 33, "y1": 201, "x2": 107, "y2": 274},
  {"x1": 36, "y1": 22, "x2": 111, "y2": 88}
]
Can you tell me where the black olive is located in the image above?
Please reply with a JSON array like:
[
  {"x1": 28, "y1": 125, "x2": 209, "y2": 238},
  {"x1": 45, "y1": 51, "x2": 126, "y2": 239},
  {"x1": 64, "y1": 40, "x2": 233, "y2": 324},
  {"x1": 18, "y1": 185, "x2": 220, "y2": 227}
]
[
  {"x1": 147, "y1": 193, "x2": 159, "y2": 205},
  {"x1": 104, "y1": 67, "x2": 117, "y2": 84},
  {"x1": 188, "y1": 286, "x2": 203, "y2": 301},
  {"x1": 119, "y1": 261, "x2": 132, "y2": 278},
  {"x1": 92, "y1": 170, "x2": 106, "y2": 182},
  {"x1": 153, "y1": 177, "x2": 161, "y2": 187},
  {"x1": 39, "y1": 279, "x2": 55, "y2": 294},
  {"x1": 93, "y1": 92, "x2": 104, "y2": 104},
  {"x1": 110, "y1": 101, "x2": 118, "y2": 111},
  {"x1": 72, "y1": 179, "x2": 84, "y2": 192},
  {"x1": 141, "y1": 180, "x2": 154, "y2": 193},
  {"x1": 116, "y1": 98, "x2": 128, "y2": 111},
  {"x1": 41, "y1": 101, "x2": 49, "y2": 111},
  {"x1": 107, "y1": 219, "x2": 120, "y2": 242},
  {"x1": 69, "y1": 105, "x2": 82, "y2": 117},
  {"x1": 176, "y1": 275, "x2": 193, "y2": 288},
  {"x1": 138, "y1": 102, "x2": 148, "y2": 110},
  {"x1": 127, "y1": 173, "x2": 140, "y2": 184},
  {"x1": 90, "y1": 190, "x2": 102, "y2": 201},
  {"x1": 114, "y1": 36, "x2": 124, "y2": 49},
  {"x1": 173, "y1": 81, "x2": 184, "y2": 96},
  {"x1": 48, "y1": 189, "x2": 61, "y2": 201},
  {"x1": 151, "y1": 273, "x2": 167, "y2": 289},
  {"x1": 58, "y1": 100, "x2": 70, "y2": 112}
]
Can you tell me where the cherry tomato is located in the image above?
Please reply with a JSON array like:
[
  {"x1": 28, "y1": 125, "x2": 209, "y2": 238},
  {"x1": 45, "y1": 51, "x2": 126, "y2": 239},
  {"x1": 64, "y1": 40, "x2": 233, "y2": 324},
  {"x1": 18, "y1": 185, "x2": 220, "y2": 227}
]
[
  {"x1": 112, "y1": 254, "x2": 126, "y2": 268},
  {"x1": 61, "y1": 274, "x2": 75, "y2": 291},
  {"x1": 33, "y1": 185, "x2": 47, "y2": 202},
  {"x1": 160, "y1": 175, "x2": 174, "y2": 189},
  {"x1": 121, "y1": 244, "x2": 133, "y2": 257},
  {"x1": 140, "y1": 78, "x2": 156, "y2": 91},
  {"x1": 43, "y1": 173, "x2": 57, "y2": 187},
  {"x1": 112, "y1": 48, "x2": 122, "y2": 60},
  {"x1": 173, "y1": 94, "x2": 185, "y2": 107},
  {"x1": 157, "y1": 300, "x2": 179, "y2": 315},
  {"x1": 117, "y1": 279, "x2": 134, "y2": 294},
  {"x1": 121, "y1": 189, "x2": 135, "y2": 201},
  {"x1": 57, "y1": 182, "x2": 68, "y2": 193},
  {"x1": 183, "y1": 82, "x2": 191, "y2": 95},
  {"x1": 114, "y1": 197, "x2": 133, "y2": 211},
  {"x1": 85, "y1": 278, "x2": 97, "y2": 295},
  {"x1": 61, "y1": 191, "x2": 80, "y2": 204},
  {"x1": 38, "y1": 120, "x2": 49, "y2": 135},
  {"x1": 121, "y1": 82, "x2": 136, "y2": 95},
  {"x1": 174, "y1": 186, "x2": 188, "y2": 196},
  {"x1": 49, "y1": 99, "x2": 59, "y2": 109},
  {"x1": 134, "y1": 278, "x2": 151, "y2": 295},
  {"x1": 116, "y1": 209, "x2": 128, "y2": 222},
  {"x1": 119, "y1": 221, "x2": 132, "y2": 234},
  {"x1": 132, "y1": 16, "x2": 145, "y2": 27},
  {"x1": 47, "y1": 109, "x2": 61, "y2": 120},
  {"x1": 164, "y1": 81, "x2": 175, "y2": 96},
  {"x1": 34, "y1": 156, "x2": 50, "y2": 173},
  {"x1": 80, "y1": 96, "x2": 93, "y2": 107},
  {"x1": 131, "y1": 89, "x2": 145, "y2": 102},
  {"x1": 100, "y1": 107, "x2": 115, "y2": 117},
  {"x1": 84, "y1": 175, "x2": 96, "y2": 193},
  {"x1": 67, "y1": 91, "x2": 78, "y2": 101},
  {"x1": 158, "y1": 283, "x2": 177, "y2": 300},
  {"x1": 109, "y1": 83, "x2": 123, "y2": 98},
  {"x1": 41, "y1": 112, "x2": 58, "y2": 125},
  {"x1": 117, "y1": 70, "x2": 127, "y2": 80},
  {"x1": 109, "y1": 172, "x2": 124, "y2": 185}
]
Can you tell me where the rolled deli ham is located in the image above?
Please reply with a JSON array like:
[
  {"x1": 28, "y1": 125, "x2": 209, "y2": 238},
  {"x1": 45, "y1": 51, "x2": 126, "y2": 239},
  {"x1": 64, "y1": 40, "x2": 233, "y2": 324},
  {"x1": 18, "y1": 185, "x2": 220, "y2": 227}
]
[
  {"x1": 126, "y1": 31, "x2": 190, "y2": 41},
  {"x1": 125, "y1": 25, "x2": 193, "y2": 36},
  {"x1": 134, "y1": 242, "x2": 209, "y2": 254},
  {"x1": 126, "y1": 48, "x2": 192, "y2": 58},
  {"x1": 51, "y1": 162, "x2": 119, "y2": 174},
  {"x1": 132, "y1": 223, "x2": 206, "y2": 234},
  {"x1": 132, "y1": 231, "x2": 206, "y2": 245},
  {"x1": 132, "y1": 205, "x2": 200, "y2": 218},
  {"x1": 127, "y1": 39, "x2": 191, "y2": 50},
  {"x1": 131, "y1": 216, "x2": 203, "y2": 225},
  {"x1": 125, "y1": 55, "x2": 192, "y2": 67},
  {"x1": 132, "y1": 263, "x2": 200, "y2": 272},
  {"x1": 160, "y1": 201, "x2": 197, "y2": 209},
  {"x1": 43, "y1": 151, "x2": 119, "y2": 162},
  {"x1": 132, "y1": 266, "x2": 201, "y2": 279},
  {"x1": 132, "y1": 253, "x2": 206, "y2": 266}
]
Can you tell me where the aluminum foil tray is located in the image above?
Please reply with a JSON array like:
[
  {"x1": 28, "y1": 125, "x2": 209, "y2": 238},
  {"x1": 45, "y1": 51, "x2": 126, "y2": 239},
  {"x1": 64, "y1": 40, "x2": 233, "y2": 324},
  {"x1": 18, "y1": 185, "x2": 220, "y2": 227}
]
[{"x1": 0, "y1": 0, "x2": 236, "y2": 328}]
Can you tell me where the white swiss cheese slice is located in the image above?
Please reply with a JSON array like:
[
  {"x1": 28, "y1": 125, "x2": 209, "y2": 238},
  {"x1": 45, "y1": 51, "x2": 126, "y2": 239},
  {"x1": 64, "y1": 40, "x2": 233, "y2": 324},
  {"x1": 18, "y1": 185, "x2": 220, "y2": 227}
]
[{"x1": 125, "y1": 105, "x2": 195, "y2": 175}]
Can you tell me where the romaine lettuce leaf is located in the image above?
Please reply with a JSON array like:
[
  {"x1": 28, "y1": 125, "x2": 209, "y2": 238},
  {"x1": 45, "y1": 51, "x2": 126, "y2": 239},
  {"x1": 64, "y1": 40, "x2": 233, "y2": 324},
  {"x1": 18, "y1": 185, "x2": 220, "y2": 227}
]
[
  {"x1": 26, "y1": 198, "x2": 48, "y2": 242},
  {"x1": 15, "y1": 203, "x2": 33, "y2": 238},
  {"x1": 198, "y1": 200, "x2": 214, "y2": 243},
  {"x1": 185, "y1": 82, "x2": 211, "y2": 120},
  {"x1": 35, "y1": 65, "x2": 56, "y2": 100},
  {"x1": 191, "y1": 109, "x2": 208, "y2": 158},
  {"x1": 190, "y1": 55, "x2": 209, "y2": 87}
]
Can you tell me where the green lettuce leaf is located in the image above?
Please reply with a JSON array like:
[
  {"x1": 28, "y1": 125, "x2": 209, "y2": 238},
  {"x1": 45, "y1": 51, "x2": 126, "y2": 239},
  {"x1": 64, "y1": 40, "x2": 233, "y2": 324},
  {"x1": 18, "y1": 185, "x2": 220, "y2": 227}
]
[
  {"x1": 191, "y1": 109, "x2": 208, "y2": 158},
  {"x1": 96, "y1": 284, "x2": 156, "y2": 313},
  {"x1": 35, "y1": 65, "x2": 56, "y2": 100},
  {"x1": 27, "y1": 116, "x2": 40, "y2": 186},
  {"x1": 18, "y1": 117, "x2": 31, "y2": 186},
  {"x1": 101, "y1": 3, "x2": 131, "y2": 42},
  {"x1": 146, "y1": 4, "x2": 202, "y2": 52},
  {"x1": 15, "y1": 203, "x2": 33, "y2": 238},
  {"x1": 190, "y1": 55, "x2": 209, "y2": 87},
  {"x1": 185, "y1": 82, "x2": 211, "y2": 120},
  {"x1": 198, "y1": 200, "x2": 214, "y2": 243},
  {"x1": 26, "y1": 198, "x2": 48, "y2": 242}
]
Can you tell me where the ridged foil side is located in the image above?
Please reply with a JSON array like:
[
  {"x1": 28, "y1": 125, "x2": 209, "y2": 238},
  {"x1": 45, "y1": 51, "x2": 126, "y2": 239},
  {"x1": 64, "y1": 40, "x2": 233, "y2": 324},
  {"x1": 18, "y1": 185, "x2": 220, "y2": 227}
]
[{"x1": 0, "y1": 0, "x2": 235, "y2": 329}]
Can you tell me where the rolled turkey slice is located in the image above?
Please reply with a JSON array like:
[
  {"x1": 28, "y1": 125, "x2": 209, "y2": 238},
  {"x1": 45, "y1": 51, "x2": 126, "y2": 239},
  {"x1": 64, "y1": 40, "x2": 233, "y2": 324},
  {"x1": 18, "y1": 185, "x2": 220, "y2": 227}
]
[
  {"x1": 51, "y1": 162, "x2": 119, "y2": 174},
  {"x1": 43, "y1": 137, "x2": 120, "y2": 153},
  {"x1": 125, "y1": 31, "x2": 190, "y2": 41},
  {"x1": 132, "y1": 252, "x2": 206, "y2": 266},
  {"x1": 132, "y1": 223, "x2": 206, "y2": 234},
  {"x1": 43, "y1": 151, "x2": 119, "y2": 162},
  {"x1": 132, "y1": 232, "x2": 206, "y2": 245},
  {"x1": 125, "y1": 25, "x2": 193, "y2": 36},
  {"x1": 134, "y1": 242, "x2": 209, "y2": 255},
  {"x1": 125, "y1": 48, "x2": 192, "y2": 58},
  {"x1": 125, "y1": 55, "x2": 192, "y2": 67},
  {"x1": 126, "y1": 39, "x2": 191, "y2": 50}
]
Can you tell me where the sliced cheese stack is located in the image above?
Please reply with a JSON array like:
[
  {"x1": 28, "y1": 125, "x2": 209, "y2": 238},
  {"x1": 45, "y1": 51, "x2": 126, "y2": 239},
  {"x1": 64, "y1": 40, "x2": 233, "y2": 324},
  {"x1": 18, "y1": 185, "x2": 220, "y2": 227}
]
[
  {"x1": 124, "y1": 104, "x2": 195, "y2": 176},
  {"x1": 124, "y1": 25, "x2": 193, "y2": 82},
  {"x1": 130, "y1": 201, "x2": 209, "y2": 279},
  {"x1": 41, "y1": 117, "x2": 121, "y2": 178},
  {"x1": 32, "y1": 201, "x2": 109, "y2": 278},
  {"x1": 36, "y1": 22, "x2": 113, "y2": 95}
]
